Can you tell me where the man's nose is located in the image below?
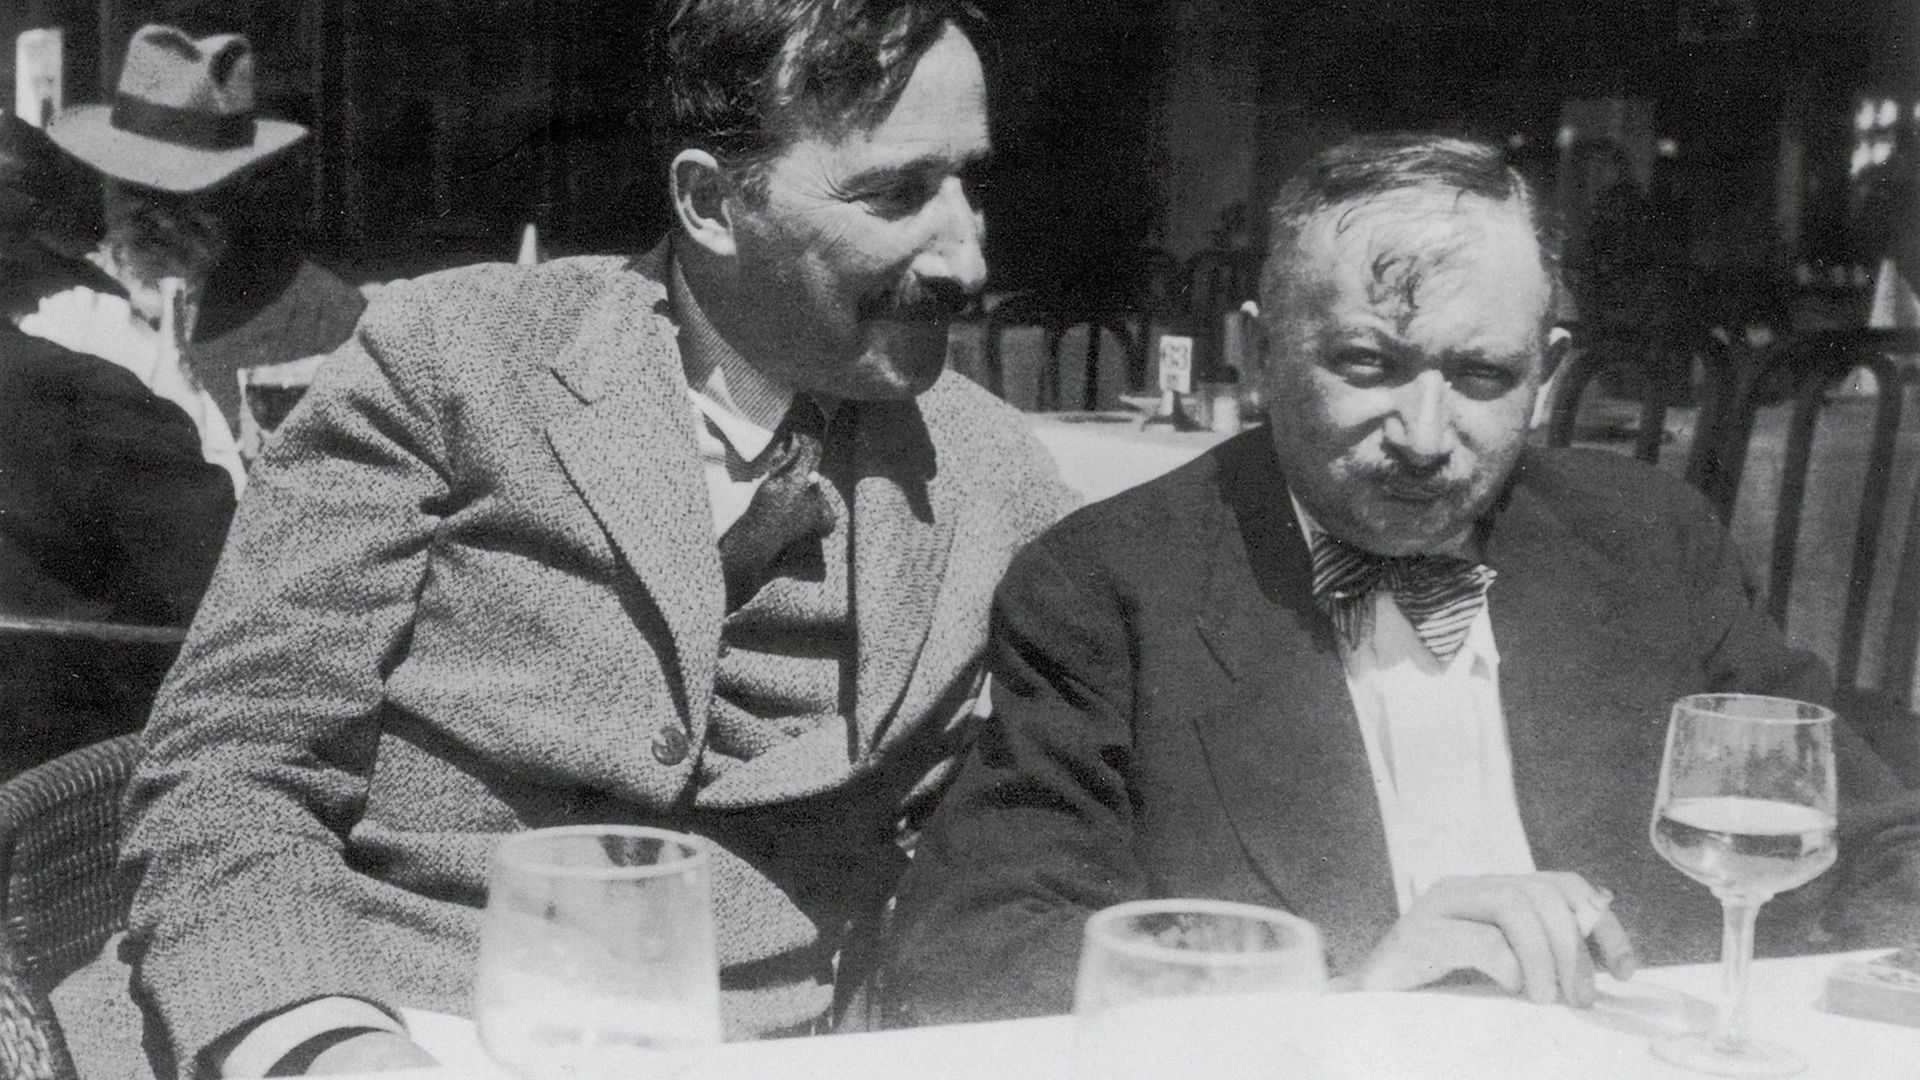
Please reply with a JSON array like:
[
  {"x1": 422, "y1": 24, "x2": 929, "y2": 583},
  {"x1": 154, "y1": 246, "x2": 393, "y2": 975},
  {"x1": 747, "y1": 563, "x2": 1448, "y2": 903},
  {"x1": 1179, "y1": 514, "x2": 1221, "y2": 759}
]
[
  {"x1": 915, "y1": 177, "x2": 987, "y2": 295},
  {"x1": 1383, "y1": 370, "x2": 1457, "y2": 465}
]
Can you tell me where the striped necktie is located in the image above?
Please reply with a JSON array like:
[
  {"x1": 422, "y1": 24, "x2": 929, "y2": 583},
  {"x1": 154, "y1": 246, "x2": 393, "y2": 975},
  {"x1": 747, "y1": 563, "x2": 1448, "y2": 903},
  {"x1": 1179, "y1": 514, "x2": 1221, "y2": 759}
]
[
  {"x1": 1307, "y1": 531, "x2": 1497, "y2": 662},
  {"x1": 716, "y1": 397, "x2": 834, "y2": 612}
]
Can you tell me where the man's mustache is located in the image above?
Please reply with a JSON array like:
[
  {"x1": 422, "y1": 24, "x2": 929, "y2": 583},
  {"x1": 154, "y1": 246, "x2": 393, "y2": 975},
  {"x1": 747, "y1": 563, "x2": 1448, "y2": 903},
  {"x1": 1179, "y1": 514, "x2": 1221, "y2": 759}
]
[
  {"x1": 861, "y1": 275, "x2": 975, "y2": 324},
  {"x1": 1355, "y1": 461, "x2": 1467, "y2": 498}
]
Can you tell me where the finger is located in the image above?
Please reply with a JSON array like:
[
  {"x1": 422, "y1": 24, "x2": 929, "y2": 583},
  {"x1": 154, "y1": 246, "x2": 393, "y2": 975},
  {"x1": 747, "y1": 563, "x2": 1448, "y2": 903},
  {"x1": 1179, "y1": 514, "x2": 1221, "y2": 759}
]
[
  {"x1": 1535, "y1": 874, "x2": 1635, "y2": 988},
  {"x1": 1488, "y1": 891, "x2": 1558, "y2": 1005},
  {"x1": 1517, "y1": 880, "x2": 1592, "y2": 1007},
  {"x1": 1587, "y1": 908, "x2": 1637, "y2": 981},
  {"x1": 1459, "y1": 921, "x2": 1524, "y2": 996}
]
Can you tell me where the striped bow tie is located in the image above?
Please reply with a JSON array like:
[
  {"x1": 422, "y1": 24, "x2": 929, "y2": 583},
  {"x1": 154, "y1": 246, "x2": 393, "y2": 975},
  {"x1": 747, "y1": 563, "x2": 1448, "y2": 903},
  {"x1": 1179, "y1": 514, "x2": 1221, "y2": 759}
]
[{"x1": 1307, "y1": 532, "x2": 1497, "y2": 662}]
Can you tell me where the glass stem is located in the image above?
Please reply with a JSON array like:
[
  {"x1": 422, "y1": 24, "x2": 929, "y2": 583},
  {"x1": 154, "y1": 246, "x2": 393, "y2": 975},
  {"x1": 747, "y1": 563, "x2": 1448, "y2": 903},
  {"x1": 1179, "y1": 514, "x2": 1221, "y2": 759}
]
[{"x1": 1713, "y1": 895, "x2": 1762, "y2": 1053}]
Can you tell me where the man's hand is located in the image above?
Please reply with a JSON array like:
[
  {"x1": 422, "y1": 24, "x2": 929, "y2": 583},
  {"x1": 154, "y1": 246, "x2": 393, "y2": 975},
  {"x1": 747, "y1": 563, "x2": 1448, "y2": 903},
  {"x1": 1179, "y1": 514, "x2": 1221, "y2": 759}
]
[
  {"x1": 1337, "y1": 873, "x2": 1637, "y2": 1006},
  {"x1": 303, "y1": 1031, "x2": 438, "y2": 1075}
]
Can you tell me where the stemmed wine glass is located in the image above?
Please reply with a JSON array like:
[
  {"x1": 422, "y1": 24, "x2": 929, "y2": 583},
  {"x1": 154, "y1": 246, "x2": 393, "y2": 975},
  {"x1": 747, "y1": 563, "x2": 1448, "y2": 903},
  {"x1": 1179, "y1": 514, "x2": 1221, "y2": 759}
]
[
  {"x1": 1074, "y1": 899, "x2": 1327, "y2": 1080},
  {"x1": 474, "y1": 826, "x2": 722, "y2": 1080},
  {"x1": 1650, "y1": 694, "x2": 1838, "y2": 1077}
]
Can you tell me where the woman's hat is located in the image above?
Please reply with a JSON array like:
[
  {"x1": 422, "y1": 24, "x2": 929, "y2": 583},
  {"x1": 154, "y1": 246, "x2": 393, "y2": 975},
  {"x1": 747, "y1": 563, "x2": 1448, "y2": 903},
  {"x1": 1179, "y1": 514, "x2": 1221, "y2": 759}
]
[
  {"x1": 46, "y1": 23, "x2": 307, "y2": 194},
  {"x1": 0, "y1": 115, "x2": 120, "y2": 294}
]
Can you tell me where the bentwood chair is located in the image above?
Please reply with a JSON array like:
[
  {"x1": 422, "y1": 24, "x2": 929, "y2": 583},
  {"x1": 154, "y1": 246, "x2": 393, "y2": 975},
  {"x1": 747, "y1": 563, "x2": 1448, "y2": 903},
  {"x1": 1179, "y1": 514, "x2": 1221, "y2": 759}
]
[
  {"x1": 1756, "y1": 330, "x2": 1915, "y2": 692},
  {"x1": 1546, "y1": 322, "x2": 1756, "y2": 519},
  {"x1": 1545, "y1": 328, "x2": 1676, "y2": 465},
  {"x1": 984, "y1": 291, "x2": 1140, "y2": 411},
  {"x1": 1835, "y1": 464, "x2": 1920, "y2": 788}
]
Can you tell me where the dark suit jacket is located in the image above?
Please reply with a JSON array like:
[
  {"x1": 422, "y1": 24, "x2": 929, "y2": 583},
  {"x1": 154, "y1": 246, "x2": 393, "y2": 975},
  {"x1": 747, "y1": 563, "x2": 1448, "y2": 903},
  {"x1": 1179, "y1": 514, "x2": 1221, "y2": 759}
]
[
  {"x1": 877, "y1": 428, "x2": 1920, "y2": 1026},
  {"x1": 0, "y1": 326, "x2": 234, "y2": 775},
  {"x1": 118, "y1": 252, "x2": 1072, "y2": 1073}
]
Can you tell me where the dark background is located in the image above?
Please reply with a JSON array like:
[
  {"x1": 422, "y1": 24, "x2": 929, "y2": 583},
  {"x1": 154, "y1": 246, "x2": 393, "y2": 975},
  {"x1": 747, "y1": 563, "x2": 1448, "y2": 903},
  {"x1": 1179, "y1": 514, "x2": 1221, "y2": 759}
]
[{"x1": 5, "y1": 0, "x2": 1915, "y2": 305}]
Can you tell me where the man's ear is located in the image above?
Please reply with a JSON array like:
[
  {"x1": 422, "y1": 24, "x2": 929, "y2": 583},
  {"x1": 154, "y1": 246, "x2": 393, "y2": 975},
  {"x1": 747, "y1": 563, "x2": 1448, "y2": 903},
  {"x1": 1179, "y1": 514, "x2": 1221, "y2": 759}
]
[
  {"x1": 1529, "y1": 326, "x2": 1574, "y2": 430},
  {"x1": 670, "y1": 149, "x2": 736, "y2": 258},
  {"x1": 1544, "y1": 325, "x2": 1572, "y2": 380}
]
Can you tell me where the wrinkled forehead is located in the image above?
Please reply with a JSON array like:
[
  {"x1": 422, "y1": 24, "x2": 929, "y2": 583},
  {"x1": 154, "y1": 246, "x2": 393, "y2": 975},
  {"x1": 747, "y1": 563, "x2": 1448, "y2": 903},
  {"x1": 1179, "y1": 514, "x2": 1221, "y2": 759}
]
[{"x1": 1294, "y1": 189, "x2": 1552, "y2": 330}]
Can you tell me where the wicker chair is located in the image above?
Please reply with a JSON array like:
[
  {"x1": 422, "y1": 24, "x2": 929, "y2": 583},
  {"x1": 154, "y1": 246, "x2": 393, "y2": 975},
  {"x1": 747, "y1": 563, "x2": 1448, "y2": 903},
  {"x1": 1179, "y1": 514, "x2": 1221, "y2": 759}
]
[
  {"x1": 0, "y1": 933, "x2": 74, "y2": 1080},
  {"x1": 0, "y1": 733, "x2": 143, "y2": 1078}
]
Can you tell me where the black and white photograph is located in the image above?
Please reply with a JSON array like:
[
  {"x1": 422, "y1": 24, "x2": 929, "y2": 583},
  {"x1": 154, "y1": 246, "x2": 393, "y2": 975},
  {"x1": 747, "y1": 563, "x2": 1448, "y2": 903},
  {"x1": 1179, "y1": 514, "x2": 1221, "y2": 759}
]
[{"x1": 0, "y1": 1, "x2": 1916, "y2": 1077}]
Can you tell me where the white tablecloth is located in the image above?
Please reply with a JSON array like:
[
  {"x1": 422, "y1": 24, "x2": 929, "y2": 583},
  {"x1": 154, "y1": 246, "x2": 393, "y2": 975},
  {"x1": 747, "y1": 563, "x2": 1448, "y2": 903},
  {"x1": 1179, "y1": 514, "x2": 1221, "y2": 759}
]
[
  {"x1": 356, "y1": 951, "x2": 1916, "y2": 1080},
  {"x1": 1027, "y1": 411, "x2": 1233, "y2": 504}
]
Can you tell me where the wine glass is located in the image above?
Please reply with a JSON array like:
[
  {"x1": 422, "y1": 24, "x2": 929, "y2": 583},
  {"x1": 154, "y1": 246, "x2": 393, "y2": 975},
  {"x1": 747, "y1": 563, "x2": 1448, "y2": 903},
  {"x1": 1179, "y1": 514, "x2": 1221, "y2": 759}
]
[
  {"x1": 1074, "y1": 899, "x2": 1327, "y2": 1080},
  {"x1": 1649, "y1": 694, "x2": 1838, "y2": 1077},
  {"x1": 474, "y1": 826, "x2": 722, "y2": 1080}
]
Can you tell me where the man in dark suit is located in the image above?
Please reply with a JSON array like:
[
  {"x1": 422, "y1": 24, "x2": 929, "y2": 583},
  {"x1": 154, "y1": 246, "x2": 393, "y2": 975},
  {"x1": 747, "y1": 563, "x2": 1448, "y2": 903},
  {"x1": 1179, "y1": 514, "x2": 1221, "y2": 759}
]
[
  {"x1": 876, "y1": 132, "x2": 1920, "y2": 1025},
  {"x1": 63, "y1": 2, "x2": 1072, "y2": 1078},
  {"x1": 0, "y1": 114, "x2": 235, "y2": 776}
]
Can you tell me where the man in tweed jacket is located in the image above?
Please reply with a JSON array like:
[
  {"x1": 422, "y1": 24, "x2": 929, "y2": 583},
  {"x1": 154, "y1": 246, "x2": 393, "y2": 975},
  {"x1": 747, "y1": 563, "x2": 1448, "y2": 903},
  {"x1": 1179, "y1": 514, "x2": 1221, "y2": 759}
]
[{"x1": 95, "y1": 1, "x2": 1071, "y2": 1075}]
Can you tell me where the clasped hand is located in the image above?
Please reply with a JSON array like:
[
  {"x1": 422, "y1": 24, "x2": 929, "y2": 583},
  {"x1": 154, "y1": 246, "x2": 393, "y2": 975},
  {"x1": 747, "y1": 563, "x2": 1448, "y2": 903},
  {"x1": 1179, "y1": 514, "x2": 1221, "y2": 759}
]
[{"x1": 1337, "y1": 872, "x2": 1638, "y2": 1006}]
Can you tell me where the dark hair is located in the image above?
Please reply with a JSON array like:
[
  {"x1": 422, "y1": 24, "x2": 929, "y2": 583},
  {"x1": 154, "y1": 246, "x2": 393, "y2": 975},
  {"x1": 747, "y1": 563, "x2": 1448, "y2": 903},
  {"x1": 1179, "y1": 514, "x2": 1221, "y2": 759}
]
[
  {"x1": 1261, "y1": 132, "x2": 1564, "y2": 321},
  {"x1": 649, "y1": 0, "x2": 985, "y2": 199}
]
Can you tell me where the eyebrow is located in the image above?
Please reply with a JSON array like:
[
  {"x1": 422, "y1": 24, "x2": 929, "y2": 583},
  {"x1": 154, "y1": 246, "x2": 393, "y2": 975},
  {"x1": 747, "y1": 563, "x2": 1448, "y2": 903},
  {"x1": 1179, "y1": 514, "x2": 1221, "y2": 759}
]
[{"x1": 1334, "y1": 329, "x2": 1531, "y2": 369}]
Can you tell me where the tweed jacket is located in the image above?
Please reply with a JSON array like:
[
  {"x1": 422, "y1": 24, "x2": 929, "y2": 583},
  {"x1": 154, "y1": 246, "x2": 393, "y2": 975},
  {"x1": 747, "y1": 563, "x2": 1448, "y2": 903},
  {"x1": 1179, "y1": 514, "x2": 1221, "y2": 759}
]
[
  {"x1": 877, "y1": 429, "x2": 1920, "y2": 1026},
  {"x1": 0, "y1": 326, "x2": 234, "y2": 775},
  {"x1": 118, "y1": 252, "x2": 1072, "y2": 1073}
]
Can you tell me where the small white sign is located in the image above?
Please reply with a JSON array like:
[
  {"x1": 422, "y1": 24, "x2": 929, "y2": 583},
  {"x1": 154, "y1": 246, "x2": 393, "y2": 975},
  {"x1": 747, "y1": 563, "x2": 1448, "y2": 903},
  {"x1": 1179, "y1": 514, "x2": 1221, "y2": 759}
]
[
  {"x1": 1157, "y1": 335, "x2": 1193, "y2": 394},
  {"x1": 14, "y1": 28, "x2": 62, "y2": 128}
]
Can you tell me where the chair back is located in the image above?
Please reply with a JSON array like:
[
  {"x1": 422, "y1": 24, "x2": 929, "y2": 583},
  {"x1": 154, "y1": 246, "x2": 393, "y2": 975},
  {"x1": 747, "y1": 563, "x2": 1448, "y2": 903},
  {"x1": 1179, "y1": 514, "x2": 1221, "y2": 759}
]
[
  {"x1": 0, "y1": 733, "x2": 143, "y2": 991},
  {"x1": 1877, "y1": 467, "x2": 1920, "y2": 708},
  {"x1": 1182, "y1": 249, "x2": 1258, "y2": 326},
  {"x1": 0, "y1": 934, "x2": 75, "y2": 1080},
  {"x1": 1759, "y1": 330, "x2": 1913, "y2": 691},
  {"x1": 984, "y1": 292, "x2": 1139, "y2": 411},
  {"x1": 1545, "y1": 328, "x2": 1672, "y2": 465},
  {"x1": 0, "y1": 617, "x2": 182, "y2": 781}
]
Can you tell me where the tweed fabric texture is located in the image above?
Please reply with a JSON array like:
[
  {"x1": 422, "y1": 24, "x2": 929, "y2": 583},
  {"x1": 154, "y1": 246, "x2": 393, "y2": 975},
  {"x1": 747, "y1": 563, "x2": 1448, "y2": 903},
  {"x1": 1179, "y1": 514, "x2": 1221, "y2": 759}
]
[
  {"x1": 709, "y1": 466, "x2": 851, "y2": 769},
  {"x1": 113, "y1": 250, "x2": 1076, "y2": 1074}
]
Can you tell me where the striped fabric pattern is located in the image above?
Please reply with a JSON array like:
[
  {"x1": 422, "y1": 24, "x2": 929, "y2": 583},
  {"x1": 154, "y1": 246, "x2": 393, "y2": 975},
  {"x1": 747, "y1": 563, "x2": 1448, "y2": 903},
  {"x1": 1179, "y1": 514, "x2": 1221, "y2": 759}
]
[{"x1": 1308, "y1": 532, "x2": 1497, "y2": 661}]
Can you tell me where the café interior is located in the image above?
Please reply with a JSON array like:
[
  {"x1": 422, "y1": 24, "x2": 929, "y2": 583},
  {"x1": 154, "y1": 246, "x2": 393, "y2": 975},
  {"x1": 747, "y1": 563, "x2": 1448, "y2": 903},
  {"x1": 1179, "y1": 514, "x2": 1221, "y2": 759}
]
[{"x1": 1, "y1": 0, "x2": 1918, "y2": 1076}]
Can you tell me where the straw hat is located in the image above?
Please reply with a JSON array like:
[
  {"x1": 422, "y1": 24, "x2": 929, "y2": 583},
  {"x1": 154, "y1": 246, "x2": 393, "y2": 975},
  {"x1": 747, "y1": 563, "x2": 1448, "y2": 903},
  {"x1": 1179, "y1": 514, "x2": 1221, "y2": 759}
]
[
  {"x1": 0, "y1": 115, "x2": 119, "y2": 294},
  {"x1": 47, "y1": 23, "x2": 306, "y2": 194}
]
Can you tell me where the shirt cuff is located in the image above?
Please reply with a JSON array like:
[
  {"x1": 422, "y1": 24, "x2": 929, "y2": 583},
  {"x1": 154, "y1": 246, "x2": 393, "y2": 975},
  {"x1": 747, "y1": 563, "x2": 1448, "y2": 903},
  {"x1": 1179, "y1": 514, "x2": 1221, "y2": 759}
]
[{"x1": 221, "y1": 996, "x2": 408, "y2": 1078}]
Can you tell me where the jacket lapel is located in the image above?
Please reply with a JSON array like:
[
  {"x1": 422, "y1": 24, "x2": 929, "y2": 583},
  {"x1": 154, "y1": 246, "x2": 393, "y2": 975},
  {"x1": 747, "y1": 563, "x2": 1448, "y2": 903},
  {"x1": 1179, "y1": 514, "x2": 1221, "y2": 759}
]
[
  {"x1": 1484, "y1": 463, "x2": 1701, "y2": 949},
  {"x1": 1187, "y1": 437, "x2": 1398, "y2": 971},
  {"x1": 545, "y1": 265, "x2": 722, "y2": 742},
  {"x1": 844, "y1": 399, "x2": 956, "y2": 746}
]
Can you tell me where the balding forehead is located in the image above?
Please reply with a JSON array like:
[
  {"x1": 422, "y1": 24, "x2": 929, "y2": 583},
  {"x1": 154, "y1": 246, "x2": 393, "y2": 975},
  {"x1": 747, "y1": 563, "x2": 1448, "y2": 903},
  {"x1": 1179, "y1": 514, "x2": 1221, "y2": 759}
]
[{"x1": 1290, "y1": 189, "x2": 1551, "y2": 322}]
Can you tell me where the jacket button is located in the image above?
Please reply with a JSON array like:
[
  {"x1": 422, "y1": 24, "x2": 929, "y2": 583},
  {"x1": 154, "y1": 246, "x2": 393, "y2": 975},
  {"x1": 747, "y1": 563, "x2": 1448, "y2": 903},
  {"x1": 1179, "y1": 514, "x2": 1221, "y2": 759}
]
[{"x1": 651, "y1": 725, "x2": 690, "y2": 766}]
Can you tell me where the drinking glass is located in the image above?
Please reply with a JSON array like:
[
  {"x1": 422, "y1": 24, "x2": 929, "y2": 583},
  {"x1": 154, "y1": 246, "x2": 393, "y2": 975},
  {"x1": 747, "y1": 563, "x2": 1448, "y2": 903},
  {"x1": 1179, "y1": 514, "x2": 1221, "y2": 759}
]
[
  {"x1": 474, "y1": 826, "x2": 721, "y2": 1080},
  {"x1": 1074, "y1": 899, "x2": 1327, "y2": 1080},
  {"x1": 1649, "y1": 694, "x2": 1837, "y2": 1077}
]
